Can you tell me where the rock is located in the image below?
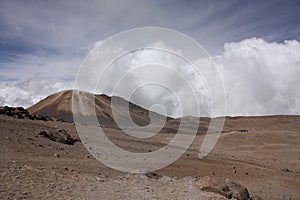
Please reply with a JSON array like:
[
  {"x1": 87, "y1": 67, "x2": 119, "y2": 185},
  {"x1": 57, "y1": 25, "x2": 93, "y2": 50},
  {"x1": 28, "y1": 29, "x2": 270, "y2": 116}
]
[
  {"x1": 281, "y1": 168, "x2": 292, "y2": 173},
  {"x1": 39, "y1": 131, "x2": 56, "y2": 141},
  {"x1": 96, "y1": 177, "x2": 105, "y2": 182},
  {"x1": 145, "y1": 171, "x2": 161, "y2": 179},
  {"x1": 38, "y1": 130, "x2": 78, "y2": 145},
  {"x1": 0, "y1": 106, "x2": 5, "y2": 114},
  {"x1": 53, "y1": 153, "x2": 60, "y2": 158},
  {"x1": 0, "y1": 106, "x2": 52, "y2": 122},
  {"x1": 33, "y1": 115, "x2": 49, "y2": 121},
  {"x1": 56, "y1": 129, "x2": 78, "y2": 145},
  {"x1": 194, "y1": 176, "x2": 250, "y2": 200}
]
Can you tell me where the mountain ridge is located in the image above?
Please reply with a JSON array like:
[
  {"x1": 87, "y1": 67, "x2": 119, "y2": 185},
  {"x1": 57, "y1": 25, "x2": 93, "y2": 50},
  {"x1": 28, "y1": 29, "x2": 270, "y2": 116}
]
[{"x1": 27, "y1": 90, "x2": 171, "y2": 126}]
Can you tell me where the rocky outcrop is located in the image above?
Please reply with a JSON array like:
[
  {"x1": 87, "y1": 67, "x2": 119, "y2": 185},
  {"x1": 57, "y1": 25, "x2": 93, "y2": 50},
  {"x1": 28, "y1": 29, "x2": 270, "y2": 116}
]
[
  {"x1": 0, "y1": 106, "x2": 30, "y2": 119},
  {"x1": 0, "y1": 106, "x2": 53, "y2": 121},
  {"x1": 38, "y1": 129, "x2": 79, "y2": 145}
]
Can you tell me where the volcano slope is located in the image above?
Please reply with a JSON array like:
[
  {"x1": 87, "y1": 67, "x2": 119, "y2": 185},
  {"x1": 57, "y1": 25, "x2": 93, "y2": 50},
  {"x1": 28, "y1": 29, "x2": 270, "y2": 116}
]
[{"x1": 0, "y1": 90, "x2": 299, "y2": 199}]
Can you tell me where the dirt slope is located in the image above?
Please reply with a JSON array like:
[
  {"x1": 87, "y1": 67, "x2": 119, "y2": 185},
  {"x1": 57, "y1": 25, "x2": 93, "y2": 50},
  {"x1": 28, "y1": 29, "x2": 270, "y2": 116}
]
[{"x1": 28, "y1": 90, "x2": 168, "y2": 127}]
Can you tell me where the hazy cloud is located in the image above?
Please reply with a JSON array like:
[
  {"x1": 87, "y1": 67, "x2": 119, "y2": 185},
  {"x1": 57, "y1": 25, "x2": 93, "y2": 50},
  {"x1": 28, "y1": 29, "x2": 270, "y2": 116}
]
[
  {"x1": 0, "y1": 79, "x2": 73, "y2": 108},
  {"x1": 215, "y1": 38, "x2": 300, "y2": 116},
  {"x1": 2, "y1": 38, "x2": 298, "y2": 117}
]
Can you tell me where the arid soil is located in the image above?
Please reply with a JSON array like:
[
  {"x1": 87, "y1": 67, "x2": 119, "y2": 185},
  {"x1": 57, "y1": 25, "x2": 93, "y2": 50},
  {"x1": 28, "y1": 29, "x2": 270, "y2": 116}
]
[{"x1": 1, "y1": 113, "x2": 299, "y2": 199}]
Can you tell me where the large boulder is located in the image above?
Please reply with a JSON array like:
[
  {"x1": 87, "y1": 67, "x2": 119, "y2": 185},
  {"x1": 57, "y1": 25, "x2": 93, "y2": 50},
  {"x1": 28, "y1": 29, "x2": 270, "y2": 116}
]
[{"x1": 194, "y1": 176, "x2": 250, "y2": 200}]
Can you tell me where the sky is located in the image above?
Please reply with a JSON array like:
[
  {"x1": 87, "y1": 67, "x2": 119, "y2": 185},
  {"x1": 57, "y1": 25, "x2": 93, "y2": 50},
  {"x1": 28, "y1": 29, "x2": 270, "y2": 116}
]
[{"x1": 0, "y1": 0, "x2": 299, "y2": 117}]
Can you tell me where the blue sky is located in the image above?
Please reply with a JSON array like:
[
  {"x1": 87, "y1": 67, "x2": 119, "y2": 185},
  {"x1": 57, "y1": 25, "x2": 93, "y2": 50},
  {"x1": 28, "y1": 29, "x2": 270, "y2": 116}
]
[{"x1": 0, "y1": 0, "x2": 299, "y2": 116}]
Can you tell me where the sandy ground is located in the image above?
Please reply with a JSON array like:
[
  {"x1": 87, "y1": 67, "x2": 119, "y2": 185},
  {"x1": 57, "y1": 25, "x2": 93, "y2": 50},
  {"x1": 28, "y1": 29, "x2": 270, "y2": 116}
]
[{"x1": 0, "y1": 115, "x2": 300, "y2": 199}]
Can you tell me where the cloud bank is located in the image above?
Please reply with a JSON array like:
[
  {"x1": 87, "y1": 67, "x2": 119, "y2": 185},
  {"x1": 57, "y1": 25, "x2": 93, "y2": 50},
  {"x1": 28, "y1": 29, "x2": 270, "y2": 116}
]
[
  {"x1": 1, "y1": 38, "x2": 299, "y2": 117},
  {"x1": 0, "y1": 79, "x2": 72, "y2": 108},
  {"x1": 216, "y1": 38, "x2": 300, "y2": 116}
]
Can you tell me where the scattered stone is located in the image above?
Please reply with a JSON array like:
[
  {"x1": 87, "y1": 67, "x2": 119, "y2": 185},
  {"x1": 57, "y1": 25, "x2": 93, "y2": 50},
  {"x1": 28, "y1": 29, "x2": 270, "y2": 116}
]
[
  {"x1": 144, "y1": 171, "x2": 161, "y2": 179},
  {"x1": 281, "y1": 168, "x2": 292, "y2": 173},
  {"x1": 33, "y1": 115, "x2": 49, "y2": 121},
  {"x1": 53, "y1": 153, "x2": 60, "y2": 158},
  {"x1": 194, "y1": 176, "x2": 251, "y2": 200},
  {"x1": 96, "y1": 177, "x2": 105, "y2": 182}
]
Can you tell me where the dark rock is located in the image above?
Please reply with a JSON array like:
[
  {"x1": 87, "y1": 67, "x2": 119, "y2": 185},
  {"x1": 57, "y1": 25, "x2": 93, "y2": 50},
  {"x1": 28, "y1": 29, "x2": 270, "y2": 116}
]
[
  {"x1": 56, "y1": 129, "x2": 78, "y2": 145},
  {"x1": 0, "y1": 107, "x2": 5, "y2": 114},
  {"x1": 0, "y1": 106, "x2": 31, "y2": 120},
  {"x1": 0, "y1": 106, "x2": 53, "y2": 121},
  {"x1": 6, "y1": 110, "x2": 13, "y2": 116},
  {"x1": 14, "y1": 114, "x2": 24, "y2": 119},
  {"x1": 194, "y1": 176, "x2": 251, "y2": 200},
  {"x1": 53, "y1": 153, "x2": 60, "y2": 158},
  {"x1": 57, "y1": 118, "x2": 67, "y2": 122},
  {"x1": 38, "y1": 131, "x2": 56, "y2": 141},
  {"x1": 38, "y1": 130, "x2": 78, "y2": 145},
  {"x1": 281, "y1": 168, "x2": 292, "y2": 173},
  {"x1": 145, "y1": 171, "x2": 161, "y2": 179},
  {"x1": 34, "y1": 115, "x2": 48, "y2": 121}
]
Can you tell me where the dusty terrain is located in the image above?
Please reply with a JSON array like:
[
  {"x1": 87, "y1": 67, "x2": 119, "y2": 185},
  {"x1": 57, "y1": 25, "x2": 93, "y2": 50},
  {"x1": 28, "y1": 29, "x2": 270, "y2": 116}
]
[
  {"x1": 1, "y1": 114, "x2": 299, "y2": 199},
  {"x1": 0, "y1": 90, "x2": 300, "y2": 199}
]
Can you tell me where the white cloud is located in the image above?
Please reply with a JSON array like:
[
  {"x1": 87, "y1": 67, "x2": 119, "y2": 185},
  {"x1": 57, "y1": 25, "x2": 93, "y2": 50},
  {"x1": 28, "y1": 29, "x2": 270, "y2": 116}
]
[
  {"x1": 1, "y1": 38, "x2": 299, "y2": 117},
  {"x1": 215, "y1": 38, "x2": 300, "y2": 116},
  {"x1": 0, "y1": 79, "x2": 73, "y2": 108},
  {"x1": 88, "y1": 37, "x2": 300, "y2": 117},
  {"x1": 89, "y1": 40, "x2": 211, "y2": 117}
]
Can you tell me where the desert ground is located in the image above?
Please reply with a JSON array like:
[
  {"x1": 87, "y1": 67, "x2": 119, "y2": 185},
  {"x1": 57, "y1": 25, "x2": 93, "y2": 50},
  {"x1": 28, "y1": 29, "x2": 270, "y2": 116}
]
[{"x1": 0, "y1": 91, "x2": 300, "y2": 199}]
